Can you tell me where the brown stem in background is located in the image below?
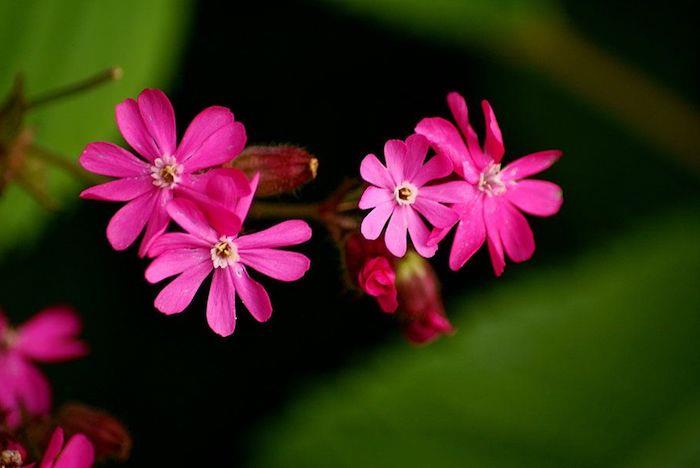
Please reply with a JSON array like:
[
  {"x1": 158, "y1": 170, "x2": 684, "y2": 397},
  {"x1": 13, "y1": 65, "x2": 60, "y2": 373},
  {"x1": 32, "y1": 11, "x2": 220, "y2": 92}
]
[
  {"x1": 28, "y1": 144, "x2": 104, "y2": 185},
  {"x1": 25, "y1": 67, "x2": 123, "y2": 110}
]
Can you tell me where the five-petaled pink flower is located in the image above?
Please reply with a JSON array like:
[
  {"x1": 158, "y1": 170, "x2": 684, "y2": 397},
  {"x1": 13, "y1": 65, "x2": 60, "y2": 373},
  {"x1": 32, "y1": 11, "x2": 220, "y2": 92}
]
[
  {"x1": 416, "y1": 92, "x2": 563, "y2": 275},
  {"x1": 146, "y1": 171, "x2": 312, "y2": 337},
  {"x1": 79, "y1": 89, "x2": 247, "y2": 256},
  {"x1": 358, "y1": 134, "x2": 469, "y2": 258},
  {"x1": 39, "y1": 427, "x2": 95, "y2": 468},
  {"x1": 0, "y1": 307, "x2": 88, "y2": 429}
]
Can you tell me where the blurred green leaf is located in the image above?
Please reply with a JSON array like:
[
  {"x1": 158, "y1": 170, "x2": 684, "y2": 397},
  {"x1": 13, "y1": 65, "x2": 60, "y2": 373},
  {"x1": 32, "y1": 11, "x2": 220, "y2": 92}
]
[
  {"x1": 246, "y1": 210, "x2": 700, "y2": 468},
  {"x1": 0, "y1": 0, "x2": 191, "y2": 257}
]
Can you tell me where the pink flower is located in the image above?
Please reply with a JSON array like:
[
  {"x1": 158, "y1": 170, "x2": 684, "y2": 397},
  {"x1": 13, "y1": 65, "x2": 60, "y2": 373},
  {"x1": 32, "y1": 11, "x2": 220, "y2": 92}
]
[
  {"x1": 344, "y1": 233, "x2": 398, "y2": 313},
  {"x1": 0, "y1": 431, "x2": 28, "y2": 468},
  {"x1": 145, "y1": 171, "x2": 312, "y2": 337},
  {"x1": 358, "y1": 134, "x2": 469, "y2": 258},
  {"x1": 79, "y1": 89, "x2": 247, "y2": 256},
  {"x1": 0, "y1": 308, "x2": 88, "y2": 429},
  {"x1": 416, "y1": 92, "x2": 563, "y2": 275},
  {"x1": 39, "y1": 427, "x2": 94, "y2": 468}
]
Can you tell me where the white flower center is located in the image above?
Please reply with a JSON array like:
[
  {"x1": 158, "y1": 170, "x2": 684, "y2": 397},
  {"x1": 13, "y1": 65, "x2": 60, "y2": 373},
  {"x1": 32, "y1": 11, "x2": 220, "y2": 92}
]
[
  {"x1": 150, "y1": 155, "x2": 183, "y2": 189},
  {"x1": 478, "y1": 163, "x2": 506, "y2": 196},
  {"x1": 0, "y1": 449, "x2": 22, "y2": 467},
  {"x1": 210, "y1": 236, "x2": 239, "y2": 269},
  {"x1": 394, "y1": 182, "x2": 418, "y2": 206}
]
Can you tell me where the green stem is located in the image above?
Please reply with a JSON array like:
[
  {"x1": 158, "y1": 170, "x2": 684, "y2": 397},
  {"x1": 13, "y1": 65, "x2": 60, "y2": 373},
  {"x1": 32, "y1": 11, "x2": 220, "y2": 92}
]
[{"x1": 26, "y1": 67, "x2": 122, "y2": 109}]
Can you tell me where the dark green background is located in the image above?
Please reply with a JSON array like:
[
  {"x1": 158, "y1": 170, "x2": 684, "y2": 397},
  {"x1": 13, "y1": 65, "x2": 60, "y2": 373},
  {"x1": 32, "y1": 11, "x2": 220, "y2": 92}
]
[{"x1": 0, "y1": 0, "x2": 698, "y2": 466}]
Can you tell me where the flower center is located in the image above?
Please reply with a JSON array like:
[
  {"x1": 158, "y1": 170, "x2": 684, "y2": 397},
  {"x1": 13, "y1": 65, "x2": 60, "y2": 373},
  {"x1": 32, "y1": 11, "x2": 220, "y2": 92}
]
[
  {"x1": 478, "y1": 163, "x2": 506, "y2": 196},
  {"x1": 210, "y1": 236, "x2": 239, "y2": 269},
  {"x1": 150, "y1": 155, "x2": 183, "y2": 189},
  {"x1": 0, "y1": 449, "x2": 22, "y2": 467},
  {"x1": 394, "y1": 182, "x2": 418, "y2": 205}
]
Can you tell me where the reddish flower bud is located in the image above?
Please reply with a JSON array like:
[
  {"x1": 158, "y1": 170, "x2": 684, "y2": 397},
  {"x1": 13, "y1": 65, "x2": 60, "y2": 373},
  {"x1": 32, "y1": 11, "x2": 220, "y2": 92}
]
[
  {"x1": 344, "y1": 233, "x2": 398, "y2": 313},
  {"x1": 395, "y1": 252, "x2": 453, "y2": 344},
  {"x1": 229, "y1": 145, "x2": 318, "y2": 197},
  {"x1": 56, "y1": 403, "x2": 132, "y2": 463}
]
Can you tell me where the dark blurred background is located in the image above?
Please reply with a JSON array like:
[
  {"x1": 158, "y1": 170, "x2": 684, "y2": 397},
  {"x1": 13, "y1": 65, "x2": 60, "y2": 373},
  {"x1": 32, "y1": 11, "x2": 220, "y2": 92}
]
[{"x1": 0, "y1": 0, "x2": 698, "y2": 466}]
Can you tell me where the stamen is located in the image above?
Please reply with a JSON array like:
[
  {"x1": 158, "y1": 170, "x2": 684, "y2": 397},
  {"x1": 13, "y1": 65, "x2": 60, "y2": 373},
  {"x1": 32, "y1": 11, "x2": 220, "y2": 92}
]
[
  {"x1": 394, "y1": 182, "x2": 418, "y2": 205},
  {"x1": 150, "y1": 155, "x2": 183, "y2": 189},
  {"x1": 211, "y1": 236, "x2": 239, "y2": 269},
  {"x1": 478, "y1": 163, "x2": 506, "y2": 196},
  {"x1": 0, "y1": 449, "x2": 23, "y2": 467}
]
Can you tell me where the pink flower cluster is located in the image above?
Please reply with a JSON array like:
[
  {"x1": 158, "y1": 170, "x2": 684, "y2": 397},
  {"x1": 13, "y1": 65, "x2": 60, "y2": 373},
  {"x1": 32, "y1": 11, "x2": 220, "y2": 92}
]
[
  {"x1": 354, "y1": 92, "x2": 562, "y2": 335},
  {"x1": 80, "y1": 90, "x2": 311, "y2": 337}
]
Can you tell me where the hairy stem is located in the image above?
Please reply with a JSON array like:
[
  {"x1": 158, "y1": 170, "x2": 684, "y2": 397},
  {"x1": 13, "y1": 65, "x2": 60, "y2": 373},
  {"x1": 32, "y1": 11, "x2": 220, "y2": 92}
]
[{"x1": 26, "y1": 67, "x2": 123, "y2": 109}]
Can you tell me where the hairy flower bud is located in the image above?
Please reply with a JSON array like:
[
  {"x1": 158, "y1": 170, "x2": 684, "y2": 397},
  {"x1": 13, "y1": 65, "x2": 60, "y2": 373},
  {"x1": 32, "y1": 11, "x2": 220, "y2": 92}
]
[
  {"x1": 229, "y1": 145, "x2": 318, "y2": 197},
  {"x1": 344, "y1": 233, "x2": 398, "y2": 313},
  {"x1": 395, "y1": 251, "x2": 453, "y2": 344},
  {"x1": 56, "y1": 403, "x2": 132, "y2": 462}
]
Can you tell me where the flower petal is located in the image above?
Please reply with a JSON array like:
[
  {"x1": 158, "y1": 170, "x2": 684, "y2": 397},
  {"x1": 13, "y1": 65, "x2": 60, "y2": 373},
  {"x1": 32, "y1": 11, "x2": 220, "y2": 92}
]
[
  {"x1": 413, "y1": 197, "x2": 458, "y2": 228},
  {"x1": 506, "y1": 180, "x2": 563, "y2": 217},
  {"x1": 446, "y1": 92, "x2": 481, "y2": 157},
  {"x1": 406, "y1": 208, "x2": 437, "y2": 258},
  {"x1": 154, "y1": 261, "x2": 212, "y2": 315},
  {"x1": 360, "y1": 201, "x2": 394, "y2": 240},
  {"x1": 403, "y1": 134, "x2": 430, "y2": 181},
  {"x1": 54, "y1": 433, "x2": 95, "y2": 468},
  {"x1": 138, "y1": 190, "x2": 173, "y2": 257},
  {"x1": 481, "y1": 100, "x2": 504, "y2": 162},
  {"x1": 498, "y1": 201, "x2": 536, "y2": 263},
  {"x1": 206, "y1": 268, "x2": 237, "y2": 337},
  {"x1": 176, "y1": 106, "x2": 246, "y2": 171},
  {"x1": 484, "y1": 196, "x2": 505, "y2": 276},
  {"x1": 14, "y1": 307, "x2": 87, "y2": 362},
  {"x1": 360, "y1": 154, "x2": 394, "y2": 190},
  {"x1": 358, "y1": 186, "x2": 392, "y2": 210},
  {"x1": 9, "y1": 357, "x2": 51, "y2": 415},
  {"x1": 412, "y1": 153, "x2": 453, "y2": 187},
  {"x1": 235, "y1": 220, "x2": 312, "y2": 250},
  {"x1": 41, "y1": 427, "x2": 65, "y2": 467},
  {"x1": 415, "y1": 117, "x2": 472, "y2": 176},
  {"x1": 232, "y1": 266, "x2": 272, "y2": 323},
  {"x1": 80, "y1": 176, "x2": 153, "y2": 202},
  {"x1": 384, "y1": 139, "x2": 406, "y2": 184},
  {"x1": 147, "y1": 233, "x2": 212, "y2": 257},
  {"x1": 449, "y1": 200, "x2": 486, "y2": 270},
  {"x1": 137, "y1": 88, "x2": 176, "y2": 157},
  {"x1": 166, "y1": 198, "x2": 218, "y2": 243},
  {"x1": 115, "y1": 98, "x2": 159, "y2": 160},
  {"x1": 385, "y1": 205, "x2": 408, "y2": 257},
  {"x1": 239, "y1": 249, "x2": 310, "y2": 281},
  {"x1": 79, "y1": 142, "x2": 148, "y2": 177},
  {"x1": 145, "y1": 248, "x2": 211, "y2": 283},
  {"x1": 501, "y1": 150, "x2": 563, "y2": 181},
  {"x1": 106, "y1": 192, "x2": 157, "y2": 251},
  {"x1": 419, "y1": 181, "x2": 476, "y2": 204}
]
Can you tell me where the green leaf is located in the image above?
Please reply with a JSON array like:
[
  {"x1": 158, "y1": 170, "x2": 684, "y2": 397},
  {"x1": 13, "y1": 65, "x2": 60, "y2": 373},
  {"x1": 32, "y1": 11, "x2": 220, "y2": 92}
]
[
  {"x1": 246, "y1": 210, "x2": 700, "y2": 468},
  {"x1": 0, "y1": 0, "x2": 191, "y2": 257}
]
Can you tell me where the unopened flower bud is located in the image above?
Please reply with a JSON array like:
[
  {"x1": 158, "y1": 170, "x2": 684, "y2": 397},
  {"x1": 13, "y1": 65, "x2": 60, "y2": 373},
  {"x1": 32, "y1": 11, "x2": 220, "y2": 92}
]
[
  {"x1": 56, "y1": 403, "x2": 132, "y2": 462},
  {"x1": 344, "y1": 233, "x2": 398, "y2": 312},
  {"x1": 395, "y1": 251, "x2": 453, "y2": 344},
  {"x1": 229, "y1": 145, "x2": 318, "y2": 197}
]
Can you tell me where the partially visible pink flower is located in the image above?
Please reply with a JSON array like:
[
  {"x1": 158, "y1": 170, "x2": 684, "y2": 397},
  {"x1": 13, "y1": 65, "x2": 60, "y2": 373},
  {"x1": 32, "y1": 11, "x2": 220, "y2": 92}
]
[
  {"x1": 395, "y1": 251, "x2": 453, "y2": 345},
  {"x1": 358, "y1": 134, "x2": 470, "y2": 258},
  {"x1": 344, "y1": 233, "x2": 398, "y2": 313},
  {"x1": 0, "y1": 308, "x2": 88, "y2": 429},
  {"x1": 416, "y1": 92, "x2": 563, "y2": 275},
  {"x1": 79, "y1": 89, "x2": 247, "y2": 256},
  {"x1": 0, "y1": 431, "x2": 28, "y2": 468},
  {"x1": 146, "y1": 171, "x2": 312, "y2": 337},
  {"x1": 39, "y1": 427, "x2": 94, "y2": 468}
]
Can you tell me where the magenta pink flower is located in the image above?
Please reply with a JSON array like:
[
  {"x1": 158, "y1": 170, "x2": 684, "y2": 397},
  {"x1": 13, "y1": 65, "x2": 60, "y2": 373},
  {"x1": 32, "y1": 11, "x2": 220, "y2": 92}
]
[
  {"x1": 416, "y1": 92, "x2": 563, "y2": 275},
  {"x1": 0, "y1": 307, "x2": 88, "y2": 429},
  {"x1": 145, "y1": 171, "x2": 312, "y2": 337},
  {"x1": 79, "y1": 89, "x2": 247, "y2": 256},
  {"x1": 358, "y1": 134, "x2": 469, "y2": 258},
  {"x1": 39, "y1": 427, "x2": 95, "y2": 468}
]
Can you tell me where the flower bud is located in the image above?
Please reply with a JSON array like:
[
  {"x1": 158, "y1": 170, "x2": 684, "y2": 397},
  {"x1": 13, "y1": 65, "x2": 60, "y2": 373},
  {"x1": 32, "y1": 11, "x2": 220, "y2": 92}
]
[
  {"x1": 395, "y1": 251, "x2": 453, "y2": 344},
  {"x1": 344, "y1": 233, "x2": 398, "y2": 313},
  {"x1": 229, "y1": 145, "x2": 318, "y2": 197},
  {"x1": 56, "y1": 403, "x2": 132, "y2": 462}
]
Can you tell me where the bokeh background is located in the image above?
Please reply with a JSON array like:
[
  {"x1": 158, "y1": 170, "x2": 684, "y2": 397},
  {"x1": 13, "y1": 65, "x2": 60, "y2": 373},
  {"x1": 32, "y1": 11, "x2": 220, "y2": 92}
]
[{"x1": 1, "y1": 0, "x2": 699, "y2": 466}]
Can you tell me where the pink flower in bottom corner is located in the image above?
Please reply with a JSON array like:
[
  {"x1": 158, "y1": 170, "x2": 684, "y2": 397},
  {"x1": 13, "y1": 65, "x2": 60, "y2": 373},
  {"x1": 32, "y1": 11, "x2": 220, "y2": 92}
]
[
  {"x1": 146, "y1": 171, "x2": 312, "y2": 337},
  {"x1": 416, "y1": 92, "x2": 563, "y2": 275},
  {"x1": 358, "y1": 134, "x2": 470, "y2": 258},
  {"x1": 39, "y1": 427, "x2": 94, "y2": 468},
  {"x1": 0, "y1": 308, "x2": 88, "y2": 429},
  {"x1": 79, "y1": 88, "x2": 247, "y2": 256}
]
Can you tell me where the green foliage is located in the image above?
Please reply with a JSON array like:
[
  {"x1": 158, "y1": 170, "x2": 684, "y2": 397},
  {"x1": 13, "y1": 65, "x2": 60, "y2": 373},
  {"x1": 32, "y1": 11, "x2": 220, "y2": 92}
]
[
  {"x1": 247, "y1": 210, "x2": 700, "y2": 467},
  {"x1": 0, "y1": 0, "x2": 191, "y2": 257}
]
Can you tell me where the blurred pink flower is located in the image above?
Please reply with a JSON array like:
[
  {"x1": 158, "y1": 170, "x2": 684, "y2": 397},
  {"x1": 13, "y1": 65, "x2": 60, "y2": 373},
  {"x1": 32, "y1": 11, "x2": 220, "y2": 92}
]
[
  {"x1": 358, "y1": 134, "x2": 470, "y2": 258},
  {"x1": 146, "y1": 171, "x2": 312, "y2": 337},
  {"x1": 344, "y1": 233, "x2": 398, "y2": 313},
  {"x1": 416, "y1": 92, "x2": 563, "y2": 275},
  {"x1": 0, "y1": 308, "x2": 88, "y2": 429},
  {"x1": 79, "y1": 89, "x2": 247, "y2": 256},
  {"x1": 39, "y1": 427, "x2": 94, "y2": 468}
]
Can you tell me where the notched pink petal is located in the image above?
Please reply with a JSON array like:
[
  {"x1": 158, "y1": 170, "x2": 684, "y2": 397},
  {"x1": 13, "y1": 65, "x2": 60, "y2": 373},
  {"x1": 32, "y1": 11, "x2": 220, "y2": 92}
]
[
  {"x1": 145, "y1": 248, "x2": 211, "y2": 284},
  {"x1": 115, "y1": 99, "x2": 159, "y2": 160},
  {"x1": 176, "y1": 106, "x2": 246, "y2": 170},
  {"x1": 154, "y1": 261, "x2": 212, "y2": 315},
  {"x1": 505, "y1": 180, "x2": 563, "y2": 217},
  {"x1": 239, "y1": 249, "x2": 310, "y2": 282},
  {"x1": 358, "y1": 186, "x2": 392, "y2": 210},
  {"x1": 360, "y1": 154, "x2": 394, "y2": 190},
  {"x1": 383, "y1": 139, "x2": 407, "y2": 184},
  {"x1": 233, "y1": 267, "x2": 272, "y2": 323},
  {"x1": 414, "y1": 117, "x2": 472, "y2": 176},
  {"x1": 206, "y1": 269, "x2": 237, "y2": 337},
  {"x1": 106, "y1": 192, "x2": 157, "y2": 251},
  {"x1": 360, "y1": 201, "x2": 394, "y2": 240},
  {"x1": 79, "y1": 142, "x2": 148, "y2": 177},
  {"x1": 412, "y1": 153, "x2": 453, "y2": 187},
  {"x1": 385, "y1": 206, "x2": 408, "y2": 257},
  {"x1": 137, "y1": 88, "x2": 177, "y2": 157},
  {"x1": 404, "y1": 134, "x2": 430, "y2": 180},
  {"x1": 419, "y1": 181, "x2": 475, "y2": 204},
  {"x1": 147, "y1": 233, "x2": 211, "y2": 257},
  {"x1": 166, "y1": 198, "x2": 218, "y2": 243},
  {"x1": 235, "y1": 220, "x2": 312, "y2": 250},
  {"x1": 481, "y1": 100, "x2": 504, "y2": 162},
  {"x1": 406, "y1": 208, "x2": 437, "y2": 258},
  {"x1": 80, "y1": 176, "x2": 153, "y2": 202},
  {"x1": 412, "y1": 198, "x2": 458, "y2": 229},
  {"x1": 449, "y1": 201, "x2": 486, "y2": 271},
  {"x1": 501, "y1": 150, "x2": 562, "y2": 181}
]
